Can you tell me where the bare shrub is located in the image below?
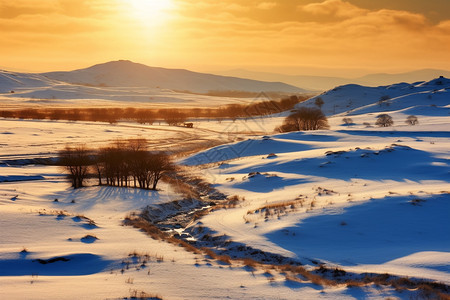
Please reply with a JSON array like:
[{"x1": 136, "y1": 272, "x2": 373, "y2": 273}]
[
  {"x1": 127, "y1": 289, "x2": 163, "y2": 300},
  {"x1": 342, "y1": 117, "x2": 353, "y2": 126}
]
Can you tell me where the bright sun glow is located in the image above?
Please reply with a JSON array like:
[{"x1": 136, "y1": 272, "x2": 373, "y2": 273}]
[{"x1": 128, "y1": 0, "x2": 174, "y2": 27}]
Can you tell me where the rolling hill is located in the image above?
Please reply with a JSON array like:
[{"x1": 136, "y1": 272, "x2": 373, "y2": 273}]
[
  {"x1": 0, "y1": 70, "x2": 59, "y2": 93},
  {"x1": 296, "y1": 76, "x2": 450, "y2": 117},
  {"x1": 42, "y1": 60, "x2": 307, "y2": 94}
]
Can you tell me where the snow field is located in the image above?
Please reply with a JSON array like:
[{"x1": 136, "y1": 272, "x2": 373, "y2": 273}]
[{"x1": 0, "y1": 76, "x2": 449, "y2": 299}]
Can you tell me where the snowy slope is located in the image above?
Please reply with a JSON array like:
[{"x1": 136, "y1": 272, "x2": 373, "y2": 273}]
[
  {"x1": 296, "y1": 76, "x2": 450, "y2": 116},
  {"x1": 185, "y1": 125, "x2": 450, "y2": 285},
  {"x1": 180, "y1": 79, "x2": 450, "y2": 289},
  {"x1": 0, "y1": 70, "x2": 59, "y2": 93}
]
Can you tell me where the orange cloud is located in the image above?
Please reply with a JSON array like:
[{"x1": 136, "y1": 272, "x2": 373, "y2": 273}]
[
  {"x1": 0, "y1": 0, "x2": 449, "y2": 73},
  {"x1": 300, "y1": 0, "x2": 366, "y2": 19},
  {"x1": 257, "y1": 2, "x2": 278, "y2": 10}
]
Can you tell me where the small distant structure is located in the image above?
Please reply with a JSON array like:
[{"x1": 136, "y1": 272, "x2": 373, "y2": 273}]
[{"x1": 183, "y1": 122, "x2": 194, "y2": 128}]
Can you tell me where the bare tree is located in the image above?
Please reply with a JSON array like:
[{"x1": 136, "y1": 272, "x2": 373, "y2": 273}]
[
  {"x1": 314, "y1": 97, "x2": 324, "y2": 109},
  {"x1": 378, "y1": 95, "x2": 390, "y2": 107},
  {"x1": 276, "y1": 107, "x2": 329, "y2": 132},
  {"x1": 342, "y1": 117, "x2": 353, "y2": 126},
  {"x1": 405, "y1": 115, "x2": 419, "y2": 125},
  {"x1": 147, "y1": 152, "x2": 173, "y2": 190},
  {"x1": 375, "y1": 114, "x2": 394, "y2": 127},
  {"x1": 59, "y1": 145, "x2": 91, "y2": 188}
]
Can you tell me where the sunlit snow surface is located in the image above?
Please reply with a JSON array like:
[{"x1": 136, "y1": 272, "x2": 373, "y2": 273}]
[{"x1": 0, "y1": 77, "x2": 449, "y2": 299}]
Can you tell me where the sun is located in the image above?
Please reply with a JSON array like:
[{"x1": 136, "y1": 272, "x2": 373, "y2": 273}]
[{"x1": 128, "y1": 0, "x2": 174, "y2": 27}]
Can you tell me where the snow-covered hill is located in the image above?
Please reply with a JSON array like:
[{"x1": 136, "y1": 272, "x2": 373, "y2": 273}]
[
  {"x1": 0, "y1": 70, "x2": 59, "y2": 93},
  {"x1": 43, "y1": 60, "x2": 306, "y2": 94},
  {"x1": 296, "y1": 76, "x2": 450, "y2": 117}
]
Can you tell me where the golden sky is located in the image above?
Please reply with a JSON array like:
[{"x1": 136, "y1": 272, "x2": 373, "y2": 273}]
[{"x1": 1, "y1": 0, "x2": 450, "y2": 75}]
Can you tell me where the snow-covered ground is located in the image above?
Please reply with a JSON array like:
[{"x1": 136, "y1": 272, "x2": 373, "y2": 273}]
[
  {"x1": 0, "y1": 81, "x2": 253, "y2": 109},
  {"x1": 0, "y1": 77, "x2": 449, "y2": 299},
  {"x1": 186, "y1": 128, "x2": 449, "y2": 282}
]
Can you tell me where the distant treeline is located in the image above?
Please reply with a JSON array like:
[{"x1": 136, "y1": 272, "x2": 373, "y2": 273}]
[{"x1": 0, "y1": 94, "x2": 312, "y2": 125}]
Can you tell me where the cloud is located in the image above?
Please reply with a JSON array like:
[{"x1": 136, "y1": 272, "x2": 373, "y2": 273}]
[
  {"x1": 1, "y1": 0, "x2": 449, "y2": 72},
  {"x1": 300, "y1": 0, "x2": 366, "y2": 18},
  {"x1": 257, "y1": 2, "x2": 278, "y2": 10},
  {"x1": 165, "y1": 0, "x2": 450, "y2": 71}
]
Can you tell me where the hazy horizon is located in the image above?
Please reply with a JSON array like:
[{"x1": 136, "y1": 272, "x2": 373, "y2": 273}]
[{"x1": 2, "y1": 59, "x2": 450, "y2": 80}]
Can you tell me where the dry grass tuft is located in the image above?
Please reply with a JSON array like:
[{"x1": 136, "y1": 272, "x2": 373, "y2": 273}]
[
  {"x1": 124, "y1": 216, "x2": 169, "y2": 241},
  {"x1": 245, "y1": 198, "x2": 306, "y2": 222},
  {"x1": 216, "y1": 255, "x2": 232, "y2": 265},
  {"x1": 38, "y1": 209, "x2": 70, "y2": 217},
  {"x1": 240, "y1": 257, "x2": 259, "y2": 269},
  {"x1": 127, "y1": 289, "x2": 164, "y2": 300}
]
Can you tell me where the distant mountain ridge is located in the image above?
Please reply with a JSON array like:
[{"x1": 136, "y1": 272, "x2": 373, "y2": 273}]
[
  {"x1": 220, "y1": 69, "x2": 450, "y2": 91},
  {"x1": 42, "y1": 60, "x2": 307, "y2": 94}
]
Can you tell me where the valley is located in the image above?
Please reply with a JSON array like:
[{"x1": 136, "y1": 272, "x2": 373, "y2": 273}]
[{"x1": 0, "y1": 74, "x2": 449, "y2": 299}]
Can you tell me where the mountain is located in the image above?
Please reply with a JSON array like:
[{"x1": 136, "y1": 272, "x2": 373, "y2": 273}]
[
  {"x1": 295, "y1": 76, "x2": 450, "y2": 116},
  {"x1": 356, "y1": 69, "x2": 450, "y2": 86},
  {"x1": 42, "y1": 60, "x2": 307, "y2": 94},
  {"x1": 220, "y1": 69, "x2": 450, "y2": 91},
  {"x1": 218, "y1": 69, "x2": 359, "y2": 91}
]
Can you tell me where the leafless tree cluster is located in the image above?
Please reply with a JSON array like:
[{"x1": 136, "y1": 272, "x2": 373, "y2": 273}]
[
  {"x1": 59, "y1": 139, "x2": 173, "y2": 190},
  {"x1": 159, "y1": 109, "x2": 187, "y2": 126},
  {"x1": 0, "y1": 94, "x2": 312, "y2": 124},
  {"x1": 276, "y1": 107, "x2": 329, "y2": 132}
]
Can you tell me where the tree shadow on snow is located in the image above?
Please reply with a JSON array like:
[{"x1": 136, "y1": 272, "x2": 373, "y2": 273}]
[
  {"x1": 184, "y1": 138, "x2": 315, "y2": 165},
  {"x1": 50, "y1": 186, "x2": 164, "y2": 212},
  {"x1": 336, "y1": 129, "x2": 450, "y2": 139},
  {"x1": 234, "y1": 174, "x2": 310, "y2": 193}
]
